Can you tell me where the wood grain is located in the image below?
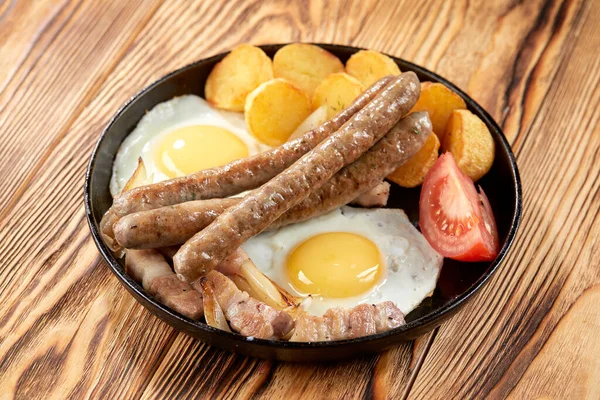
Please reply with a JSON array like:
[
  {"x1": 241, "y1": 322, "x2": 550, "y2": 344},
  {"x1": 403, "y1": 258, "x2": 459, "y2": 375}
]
[
  {"x1": 506, "y1": 285, "x2": 600, "y2": 399},
  {"x1": 0, "y1": 0, "x2": 598, "y2": 398},
  {"x1": 0, "y1": 0, "x2": 161, "y2": 218},
  {"x1": 409, "y1": 0, "x2": 600, "y2": 397},
  {"x1": 0, "y1": 0, "x2": 65, "y2": 89}
]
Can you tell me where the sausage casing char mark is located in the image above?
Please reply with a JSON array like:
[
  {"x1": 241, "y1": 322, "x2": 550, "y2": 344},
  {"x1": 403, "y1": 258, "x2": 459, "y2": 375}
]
[
  {"x1": 113, "y1": 112, "x2": 432, "y2": 250},
  {"x1": 108, "y1": 76, "x2": 395, "y2": 216},
  {"x1": 174, "y1": 72, "x2": 421, "y2": 282}
]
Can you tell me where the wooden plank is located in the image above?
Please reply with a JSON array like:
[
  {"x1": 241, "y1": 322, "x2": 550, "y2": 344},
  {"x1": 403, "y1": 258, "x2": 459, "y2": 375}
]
[
  {"x1": 504, "y1": 286, "x2": 600, "y2": 399},
  {"x1": 138, "y1": 332, "x2": 433, "y2": 399},
  {"x1": 0, "y1": 0, "x2": 68, "y2": 90},
  {"x1": 466, "y1": 0, "x2": 583, "y2": 145},
  {"x1": 408, "y1": 0, "x2": 600, "y2": 397},
  {"x1": 0, "y1": 259, "x2": 180, "y2": 399},
  {"x1": 0, "y1": 1, "x2": 434, "y2": 397},
  {"x1": 134, "y1": 2, "x2": 583, "y2": 397},
  {"x1": 0, "y1": 0, "x2": 161, "y2": 217},
  {"x1": 372, "y1": 333, "x2": 437, "y2": 400},
  {"x1": 139, "y1": 335, "x2": 274, "y2": 400},
  {"x1": 0, "y1": 0, "x2": 593, "y2": 398}
]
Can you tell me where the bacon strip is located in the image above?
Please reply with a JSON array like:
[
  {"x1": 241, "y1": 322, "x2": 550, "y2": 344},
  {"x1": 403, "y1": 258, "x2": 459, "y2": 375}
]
[
  {"x1": 290, "y1": 302, "x2": 405, "y2": 342},
  {"x1": 125, "y1": 249, "x2": 203, "y2": 319},
  {"x1": 193, "y1": 270, "x2": 294, "y2": 339}
]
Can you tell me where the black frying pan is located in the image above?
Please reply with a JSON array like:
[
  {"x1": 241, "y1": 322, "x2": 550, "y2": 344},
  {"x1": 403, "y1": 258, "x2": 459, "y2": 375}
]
[{"x1": 84, "y1": 44, "x2": 522, "y2": 362}]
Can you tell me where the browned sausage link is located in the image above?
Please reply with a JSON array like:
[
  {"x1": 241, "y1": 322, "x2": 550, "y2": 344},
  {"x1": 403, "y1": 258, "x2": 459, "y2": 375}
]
[
  {"x1": 157, "y1": 245, "x2": 182, "y2": 260},
  {"x1": 267, "y1": 112, "x2": 431, "y2": 229},
  {"x1": 173, "y1": 72, "x2": 420, "y2": 282},
  {"x1": 114, "y1": 198, "x2": 239, "y2": 249},
  {"x1": 108, "y1": 76, "x2": 395, "y2": 220},
  {"x1": 114, "y1": 113, "x2": 430, "y2": 249},
  {"x1": 100, "y1": 76, "x2": 393, "y2": 250}
]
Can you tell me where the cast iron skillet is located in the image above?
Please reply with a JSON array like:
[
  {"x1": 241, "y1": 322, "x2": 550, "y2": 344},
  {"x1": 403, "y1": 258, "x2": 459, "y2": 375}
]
[{"x1": 84, "y1": 44, "x2": 522, "y2": 362}]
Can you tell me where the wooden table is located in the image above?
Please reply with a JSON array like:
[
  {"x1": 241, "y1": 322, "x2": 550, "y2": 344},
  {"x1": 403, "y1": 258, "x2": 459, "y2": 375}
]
[{"x1": 1, "y1": 0, "x2": 599, "y2": 398}]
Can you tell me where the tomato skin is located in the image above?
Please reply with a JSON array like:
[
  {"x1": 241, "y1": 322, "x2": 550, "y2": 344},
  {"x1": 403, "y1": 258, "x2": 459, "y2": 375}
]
[
  {"x1": 477, "y1": 187, "x2": 500, "y2": 258},
  {"x1": 419, "y1": 153, "x2": 499, "y2": 262},
  {"x1": 452, "y1": 239, "x2": 496, "y2": 262}
]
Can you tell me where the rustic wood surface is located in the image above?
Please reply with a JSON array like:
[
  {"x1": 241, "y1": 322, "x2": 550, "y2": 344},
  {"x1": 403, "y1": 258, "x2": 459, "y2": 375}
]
[{"x1": 0, "y1": 0, "x2": 598, "y2": 398}]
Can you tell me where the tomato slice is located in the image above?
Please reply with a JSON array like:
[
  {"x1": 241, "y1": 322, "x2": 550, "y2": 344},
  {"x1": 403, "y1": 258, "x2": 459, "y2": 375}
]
[{"x1": 419, "y1": 153, "x2": 499, "y2": 261}]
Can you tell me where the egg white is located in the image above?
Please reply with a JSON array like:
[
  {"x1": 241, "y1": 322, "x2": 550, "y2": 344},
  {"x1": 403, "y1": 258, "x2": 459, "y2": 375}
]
[
  {"x1": 242, "y1": 206, "x2": 444, "y2": 316},
  {"x1": 110, "y1": 95, "x2": 269, "y2": 196}
]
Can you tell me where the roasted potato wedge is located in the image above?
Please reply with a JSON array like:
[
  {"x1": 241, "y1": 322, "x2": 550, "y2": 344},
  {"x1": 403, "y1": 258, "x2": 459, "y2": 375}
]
[
  {"x1": 345, "y1": 49, "x2": 401, "y2": 87},
  {"x1": 245, "y1": 78, "x2": 312, "y2": 146},
  {"x1": 387, "y1": 131, "x2": 440, "y2": 188},
  {"x1": 273, "y1": 43, "x2": 344, "y2": 97},
  {"x1": 288, "y1": 105, "x2": 328, "y2": 141},
  {"x1": 312, "y1": 73, "x2": 364, "y2": 119},
  {"x1": 205, "y1": 44, "x2": 274, "y2": 112},
  {"x1": 411, "y1": 82, "x2": 466, "y2": 141},
  {"x1": 441, "y1": 109, "x2": 495, "y2": 181}
]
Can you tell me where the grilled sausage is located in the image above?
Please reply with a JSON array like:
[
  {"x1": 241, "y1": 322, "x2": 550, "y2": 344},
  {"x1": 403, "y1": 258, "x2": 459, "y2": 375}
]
[
  {"x1": 115, "y1": 198, "x2": 239, "y2": 250},
  {"x1": 114, "y1": 112, "x2": 431, "y2": 250},
  {"x1": 100, "y1": 76, "x2": 394, "y2": 251},
  {"x1": 264, "y1": 111, "x2": 430, "y2": 229},
  {"x1": 115, "y1": 181, "x2": 390, "y2": 249},
  {"x1": 109, "y1": 76, "x2": 394, "y2": 217},
  {"x1": 174, "y1": 73, "x2": 421, "y2": 282}
]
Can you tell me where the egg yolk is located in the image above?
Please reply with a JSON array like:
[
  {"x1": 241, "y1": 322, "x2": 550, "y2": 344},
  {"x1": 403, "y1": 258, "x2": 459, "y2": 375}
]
[
  {"x1": 286, "y1": 232, "x2": 383, "y2": 298},
  {"x1": 154, "y1": 125, "x2": 248, "y2": 178}
]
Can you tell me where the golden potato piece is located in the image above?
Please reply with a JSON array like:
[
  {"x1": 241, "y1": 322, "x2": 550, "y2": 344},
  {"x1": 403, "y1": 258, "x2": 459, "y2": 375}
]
[
  {"x1": 245, "y1": 78, "x2": 312, "y2": 146},
  {"x1": 441, "y1": 109, "x2": 495, "y2": 181},
  {"x1": 205, "y1": 44, "x2": 274, "y2": 111},
  {"x1": 273, "y1": 43, "x2": 344, "y2": 97},
  {"x1": 411, "y1": 82, "x2": 466, "y2": 141},
  {"x1": 345, "y1": 49, "x2": 401, "y2": 87},
  {"x1": 312, "y1": 73, "x2": 364, "y2": 119},
  {"x1": 387, "y1": 131, "x2": 440, "y2": 188}
]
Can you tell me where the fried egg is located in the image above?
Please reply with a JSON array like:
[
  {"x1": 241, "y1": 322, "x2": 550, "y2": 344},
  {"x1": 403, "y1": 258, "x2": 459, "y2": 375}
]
[
  {"x1": 110, "y1": 95, "x2": 269, "y2": 196},
  {"x1": 242, "y1": 206, "x2": 443, "y2": 316}
]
